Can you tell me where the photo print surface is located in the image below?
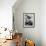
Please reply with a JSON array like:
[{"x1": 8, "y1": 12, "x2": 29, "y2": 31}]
[{"x1": 23, "y1": 13, "x2": 35, "y2": 28}]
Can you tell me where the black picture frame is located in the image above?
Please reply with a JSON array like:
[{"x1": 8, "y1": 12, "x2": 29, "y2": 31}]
[{"x1": 23, "y1": 13, "x2": 35, "y2": 28}]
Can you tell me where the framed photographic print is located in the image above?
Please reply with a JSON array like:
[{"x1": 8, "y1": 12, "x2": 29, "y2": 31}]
[
  {"x1": 23, "y1": 13, "x2": 35, "y2": 28},
  {"x1": 13, "y1": 13, "x2": 15, "y2": 31}
]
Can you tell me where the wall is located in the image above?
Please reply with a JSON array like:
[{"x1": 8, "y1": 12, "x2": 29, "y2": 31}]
[
  {"x1": 0, "y1": 0, "x2": 16, "y2": 30},
  {"x1": 40, "y1": 0, "x2": 46, "y2": 46},
  {"x1": 13, "y1": 0, "x2": 41, "y2": 46}
]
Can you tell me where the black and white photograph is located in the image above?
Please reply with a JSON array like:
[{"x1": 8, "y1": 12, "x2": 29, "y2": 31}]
[{"x1": 23, "y1": 13, "x2": 35, "y2": 28}]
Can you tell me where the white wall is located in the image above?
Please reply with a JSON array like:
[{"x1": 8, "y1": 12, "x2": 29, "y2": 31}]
[
  {"x1": 0, "y1": 0, "x2": 16, "y2": 30},
  {"x1": 13, "y1": 0, "x2": 41, "y2": 46},
  {"x1": 40, "y1": 0, "x2": 46, "y2": 46}
]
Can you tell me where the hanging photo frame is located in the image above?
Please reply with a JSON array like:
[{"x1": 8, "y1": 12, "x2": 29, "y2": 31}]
[{"x1": 23, "y1": 13, "x2": 35, "y2": 28}]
